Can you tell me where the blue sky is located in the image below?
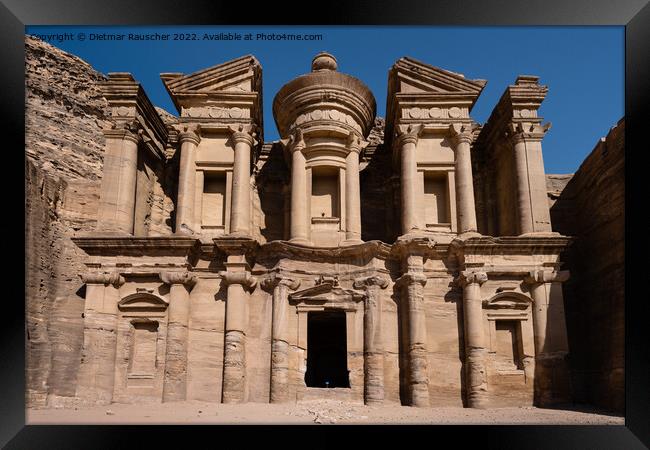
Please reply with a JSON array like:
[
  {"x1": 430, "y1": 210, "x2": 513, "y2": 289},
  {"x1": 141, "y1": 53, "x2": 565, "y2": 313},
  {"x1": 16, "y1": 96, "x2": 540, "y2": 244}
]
[{"x1": 25, "y1": 26, "x2": 623, "y2": 174}]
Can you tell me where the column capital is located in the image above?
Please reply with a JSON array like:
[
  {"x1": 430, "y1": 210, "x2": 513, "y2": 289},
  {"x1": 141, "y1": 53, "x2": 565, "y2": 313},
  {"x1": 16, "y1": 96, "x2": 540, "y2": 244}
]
[
  {"x1": 281, "y1": 127, "x2": 306, "y2": 153},
  {"x1": 449, "y1": 123, "x2": 475, "y2": 146},
  {"x1": 159, "y1": 271, "x2": 198, "y2": 289},
  {"x1": 459, "y1": 270, "x2": 488, "y2": 287},
  {"x1": 524, "y1": 269, "x2": 570, "y2": 285},
  {"x1": 353, "y1": 275, "x2": 389, "y2": 290},
  {"x1": 80, "y1": 271, "x2": 125, "y2": 288},
  {"x1": 395, "y1": 123, "x2": 424, "y2": 147},
  {"x1": 228, "y1": 124, "x2": 257, "y2": 147},
  {"x1": 507, "y1": 122, "x2": 551, "y2": 144},
  {"x1": 346, "y1": 131, "x2": 369, "y2": 154},
  {"x1": 261, "y1": 273, "x2": 301, "y2": 292},
  {"x1": 395, "y1": 272, "x2": 427, "y2": 288},
  {"x1": 219, "y1": 270, "x2": 257, "y2": 291},
  {"x1": 103, "y1": 120, "x2": 142, "y2": 144},
  {"x1": 178, "y1": 125, "x2": 201, "y2": 146}
]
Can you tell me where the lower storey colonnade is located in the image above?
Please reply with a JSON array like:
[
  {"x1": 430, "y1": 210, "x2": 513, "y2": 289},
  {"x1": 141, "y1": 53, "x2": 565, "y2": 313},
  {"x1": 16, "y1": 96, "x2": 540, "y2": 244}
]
[{"x1": 73, "y1": 237, "x2": 571, "y2": 409}]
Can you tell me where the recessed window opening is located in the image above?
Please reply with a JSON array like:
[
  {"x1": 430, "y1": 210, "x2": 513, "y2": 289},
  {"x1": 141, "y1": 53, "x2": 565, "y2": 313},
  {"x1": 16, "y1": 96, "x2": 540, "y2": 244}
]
[
  {"x1": 424, "y1": 172, "x2": 449, "y2": 225},
  {"x1": 202, "y1": 172, "x2": 227, "y2": 227},
  {"x1": 495, "y1": 320, "x2": 523, "y2": 370},
  {"x1": 311, "y1": 166, "x2": 340, "y2": 219}
]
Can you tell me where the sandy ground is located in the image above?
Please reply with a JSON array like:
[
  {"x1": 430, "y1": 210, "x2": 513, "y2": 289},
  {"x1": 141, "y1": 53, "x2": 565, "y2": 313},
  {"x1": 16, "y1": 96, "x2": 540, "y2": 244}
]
[{"x1": 27, "y1": 400, "x2": 624, "y2": 425}]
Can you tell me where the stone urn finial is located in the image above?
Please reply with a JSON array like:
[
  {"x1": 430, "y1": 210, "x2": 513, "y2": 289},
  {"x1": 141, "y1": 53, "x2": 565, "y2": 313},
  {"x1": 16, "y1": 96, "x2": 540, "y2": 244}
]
[{"x1": 312, "y1": 52, "x2": 338, "y2": 72}]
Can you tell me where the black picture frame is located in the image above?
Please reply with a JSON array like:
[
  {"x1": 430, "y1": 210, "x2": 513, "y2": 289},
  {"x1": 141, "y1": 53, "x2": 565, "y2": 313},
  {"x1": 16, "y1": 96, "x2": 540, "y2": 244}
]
[{"x1": 4, "y1": 0, "x2": 648, "y2": 447}]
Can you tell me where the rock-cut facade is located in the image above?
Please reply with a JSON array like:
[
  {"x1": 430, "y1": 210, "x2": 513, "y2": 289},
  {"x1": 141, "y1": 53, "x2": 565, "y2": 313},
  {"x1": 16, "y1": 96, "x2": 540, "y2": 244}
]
[{"x1": 71, "y1": 52, "x2": 572, "y2": 408}]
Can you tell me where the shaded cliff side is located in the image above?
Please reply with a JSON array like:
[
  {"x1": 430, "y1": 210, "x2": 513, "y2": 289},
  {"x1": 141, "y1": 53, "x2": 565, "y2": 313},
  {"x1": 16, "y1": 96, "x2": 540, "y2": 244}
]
[{"x1": 550, "y1": 118, "x2": 625, "y2": 413}]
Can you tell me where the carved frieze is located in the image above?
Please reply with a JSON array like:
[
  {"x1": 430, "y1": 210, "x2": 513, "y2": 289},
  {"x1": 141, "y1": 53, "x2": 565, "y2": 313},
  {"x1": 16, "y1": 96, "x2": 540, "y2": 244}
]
[
  {"x1": 292, "y1": 108, "x2": 363, "y2": 134},
  {"x1": 181, "y1": 106, "x2": 250, "y2": 119},
  {"x1": 401, "y1": 106, "x2": 468, "y2": 120}
]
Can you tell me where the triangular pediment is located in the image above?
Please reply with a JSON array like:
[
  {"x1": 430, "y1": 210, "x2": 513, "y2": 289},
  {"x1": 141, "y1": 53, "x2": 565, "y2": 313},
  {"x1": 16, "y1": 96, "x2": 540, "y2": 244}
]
[
  {"x1": 391, "y1": 57, "x2": 486, "y2": 95},
  {"x1": 161, "y1": 55, "x2": 261, "y2": 95}
]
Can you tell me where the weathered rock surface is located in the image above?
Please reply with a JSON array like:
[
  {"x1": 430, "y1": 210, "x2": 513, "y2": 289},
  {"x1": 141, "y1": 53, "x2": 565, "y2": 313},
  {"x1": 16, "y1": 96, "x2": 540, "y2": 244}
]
[
  {"x1": 546, "y1": 173, "x2": 573, "y2": 209},
  {"x1": 24, "y1": 37, "x2": 119, "y2": 408},
  {"x1": 25, "y1": 36, "x2": 110, "y2": 181},
  {"x1": 550, "y1": 118, "x2": 625, "y2": 413}
]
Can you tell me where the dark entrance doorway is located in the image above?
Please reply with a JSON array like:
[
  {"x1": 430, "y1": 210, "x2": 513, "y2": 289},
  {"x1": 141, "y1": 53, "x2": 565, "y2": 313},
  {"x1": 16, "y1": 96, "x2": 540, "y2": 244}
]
[{"x1": 305, "y1": 310, "x2": 350, "y2": 388}]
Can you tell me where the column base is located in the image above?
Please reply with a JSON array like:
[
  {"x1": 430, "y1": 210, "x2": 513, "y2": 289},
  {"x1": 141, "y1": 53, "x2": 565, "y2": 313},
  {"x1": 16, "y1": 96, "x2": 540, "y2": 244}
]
[
  {"x1": 343, "y1": 238, "x2": 364, "y2": 246},
  {"x1": 225, "y1": 230, "x2": 253, "y2": 239},
  {"x1": 288, "y1": 237, "x2": 311, "y2": 246},
  {"x1": 456, "y1": 230, "x2": 482, "y2": 239},
  {"x1": 518, "y1": 231, "x2": 562, "y2": 237}
]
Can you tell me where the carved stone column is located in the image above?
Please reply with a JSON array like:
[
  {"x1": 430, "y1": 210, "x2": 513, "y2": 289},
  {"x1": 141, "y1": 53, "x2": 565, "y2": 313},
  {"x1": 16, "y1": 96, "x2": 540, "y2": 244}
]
[
  {"x1": 459, "y1": 270, "x2": 488, "y2": 408},
  {"x1": 345, "y1": 134, "x2": 366, "y2": 243},
  {"x1": 450, "y1": 123, "x2": 478, "y2": 233},
  {"x1": 508, "y1": 123, "x2": 552, "y2": 234},
  {"x1": 97, "y1": 126, "x2": 141, "y2": 234},
  {"x1": 288, "y1": 130, "x2": 309, "y2": 243},
  {"x1": 219, "y1": 270, "x2": 257, "y2": 403},
  {"x1": 229, "y1": 125, "x2": 256, "y2": 236},
  {"x1": 397, "y1": 271, "x2": 429, "y2": 407},
  {"x1": 159, "y1": 271, "x2": 197, "y2": 402},
  {"x1": 76, "y1": 272, "x2": 125, "y2": 405},
  {"x1": 524, "y1": 269, "x2": 571, "y2": 406},
  {"x1": 262, "y1": 273, "x2": 300, "y2": 403},
  {"x1": 354, "y1": 275, "x2": 389, "y2": 405},
  {"x1": 176, "y1": 127, "x2": 201, "y2": 234},
  {"x1": 397, "y1": 124, "x2": 423, "y2": 235}
]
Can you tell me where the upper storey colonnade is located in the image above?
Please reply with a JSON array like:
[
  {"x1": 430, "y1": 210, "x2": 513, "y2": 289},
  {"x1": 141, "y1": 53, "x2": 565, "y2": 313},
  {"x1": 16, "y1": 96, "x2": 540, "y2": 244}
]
[{"x1": 93, "y1": 52, "x2": 555, "y2": 245}]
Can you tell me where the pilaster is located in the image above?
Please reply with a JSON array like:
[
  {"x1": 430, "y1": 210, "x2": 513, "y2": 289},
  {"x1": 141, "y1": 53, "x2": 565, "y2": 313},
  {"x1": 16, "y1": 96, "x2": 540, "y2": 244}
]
[
  {"x1": 97, "y1": 124, "x2": 141, "y2": 234},
  {"x1": 524, "y1": 269, "x2": 572, "y2": 406},
  {"x1": 76, "y1": 271, "x2": 125, "y2": 405}
]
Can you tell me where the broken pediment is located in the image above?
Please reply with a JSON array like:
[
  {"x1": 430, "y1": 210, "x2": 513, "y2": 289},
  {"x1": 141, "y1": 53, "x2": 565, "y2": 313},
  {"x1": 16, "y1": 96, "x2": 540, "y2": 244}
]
[
  {"x1": 161, "y1": 55, "x2": 261, "y2": 94},
  {"x1": 161, "y1": 55, "x2": 262, "y2": 125},
  {"x1": 386, "y1": 57, "x2": 488, "y2": 136},
  {"x1": 389, "y1": 57, "x2": 487, "y2": 97}
]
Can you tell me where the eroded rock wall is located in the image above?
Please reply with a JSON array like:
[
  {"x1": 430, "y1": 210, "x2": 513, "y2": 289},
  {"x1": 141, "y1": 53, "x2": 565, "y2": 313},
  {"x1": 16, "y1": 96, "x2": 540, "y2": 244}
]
[
  {"x1": 550, "y1": 119, "x2": 625, "y2": 413},
  {"x1": 25, "y1": 36, "x2": 112, "y2": 408}
]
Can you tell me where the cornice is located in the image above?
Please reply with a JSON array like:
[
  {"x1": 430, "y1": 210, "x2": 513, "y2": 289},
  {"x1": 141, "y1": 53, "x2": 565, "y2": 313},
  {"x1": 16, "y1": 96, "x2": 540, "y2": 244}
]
[
  {"x1": 72, "y1": 235, "x2": 200, "y2": 256},
  {"x1": 449, "y1": 234, "x2": 572, "y2": 257},
  {"x1": 258, "y1": 239, "x2": 392, "y2": 263}
]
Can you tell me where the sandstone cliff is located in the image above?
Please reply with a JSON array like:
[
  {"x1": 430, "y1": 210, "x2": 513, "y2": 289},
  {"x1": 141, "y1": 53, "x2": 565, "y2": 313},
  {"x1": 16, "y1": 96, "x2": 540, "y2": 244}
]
[{"x1": 25, "y1": 36, "x2": 113, "y2": 408}]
